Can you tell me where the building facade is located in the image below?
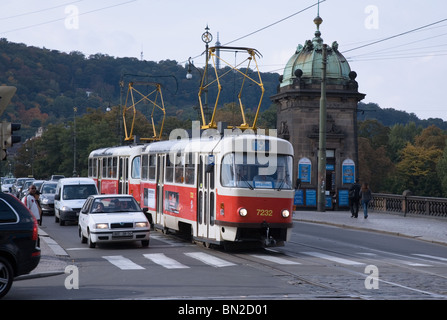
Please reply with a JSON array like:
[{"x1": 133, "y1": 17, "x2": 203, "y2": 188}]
[{"x1": 271, "y1": 16, "x2": 365, "y2": 209}]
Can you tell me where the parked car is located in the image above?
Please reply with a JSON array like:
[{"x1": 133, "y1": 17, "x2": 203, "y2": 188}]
[
  {"x1": 0, "y1": 192, "x2": 41, "y2": 298},
  {"x1": 78, "y1": 194, "x2": 150, "y2": 248},
  {"x1": 54, "y1": 178, "x2": 98, "y2": 226},
  {"x1": 1, "y1": 178, "x2": 16, "y2": 193},
  {"x1": 50, "y1": 175, "x2": 65, "y2": 181},
  {"x1": 39, "y1": 181, "x2": 58, "y2": 215}
]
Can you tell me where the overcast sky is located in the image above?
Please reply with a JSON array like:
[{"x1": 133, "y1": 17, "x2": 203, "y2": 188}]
[{"x1": 1, "y1": 0, "x2": 446, "y2": 120}]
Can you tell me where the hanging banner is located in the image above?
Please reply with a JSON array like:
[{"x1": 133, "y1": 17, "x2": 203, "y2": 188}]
[
  {"x1": 342, "y1": 158, "x2": 355, "y2": 184},
  {"x1": 298, "y1": 157, "x2": 311, "y2": 183}
]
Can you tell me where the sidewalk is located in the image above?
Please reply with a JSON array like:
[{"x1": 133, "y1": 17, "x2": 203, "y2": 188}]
[{"x1": 293, "y1": 209, "x2": 447, "y2": 246}]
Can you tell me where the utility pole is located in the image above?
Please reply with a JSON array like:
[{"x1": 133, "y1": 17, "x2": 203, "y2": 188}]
[{"x1": 317, "y1": 44, "x2": 327, "y2": 212}]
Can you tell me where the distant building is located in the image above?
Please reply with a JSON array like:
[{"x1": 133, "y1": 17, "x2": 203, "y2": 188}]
[{"x1": 271, "y1": 15, "x2": 365, "y2": 209}]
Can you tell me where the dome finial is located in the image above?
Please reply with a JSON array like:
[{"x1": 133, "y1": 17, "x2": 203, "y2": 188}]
[{"x1": 313, "y1": 0, "x2": 323, "y2": 30}]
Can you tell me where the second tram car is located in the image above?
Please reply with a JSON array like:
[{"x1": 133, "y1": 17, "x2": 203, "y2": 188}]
[{"x1": 88, "y1": 132, "x2": 295, "y2": 247}]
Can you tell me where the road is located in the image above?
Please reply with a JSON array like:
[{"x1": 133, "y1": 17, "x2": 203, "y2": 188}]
[{"x1": 5, "y1": 218, "x2": 447, "y2": 301}]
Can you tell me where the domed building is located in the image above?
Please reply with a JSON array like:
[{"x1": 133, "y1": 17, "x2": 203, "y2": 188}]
[{"x1": 271, "y1": 15, "x2": 365, "y2": 209}]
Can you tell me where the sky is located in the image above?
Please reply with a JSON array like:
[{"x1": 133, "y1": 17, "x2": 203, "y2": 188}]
[{"x1": 1, "y1": 0, "x2": 446, "y2": 121}]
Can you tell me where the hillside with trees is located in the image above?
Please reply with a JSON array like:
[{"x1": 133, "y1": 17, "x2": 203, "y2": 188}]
[{"x1": 1, "y1": 39, "x2": 447, "y2": 197}]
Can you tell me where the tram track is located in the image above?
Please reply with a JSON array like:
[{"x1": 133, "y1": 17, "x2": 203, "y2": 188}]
[
  {"x1": 155, "y1": 229, "x2": 447, "y2": 299},
  {"x1": 280, "y1": 239, "x2": 447, "y2": 299}
]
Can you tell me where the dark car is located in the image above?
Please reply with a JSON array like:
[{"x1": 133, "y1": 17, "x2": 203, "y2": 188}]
[
  {"x1": 39, "y1": 180, "x2": 58, "y2": 215},
  {"x1": 0, "y1": 192, "x2": 41, "y2": 298}
]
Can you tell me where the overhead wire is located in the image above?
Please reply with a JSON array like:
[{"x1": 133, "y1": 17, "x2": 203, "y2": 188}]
[{"x1": 0, "y1": 0, "x2": 137, "y2": 35}]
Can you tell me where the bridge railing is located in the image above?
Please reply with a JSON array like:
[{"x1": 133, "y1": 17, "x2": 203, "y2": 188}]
[{"x1": 370, "y1": 193, "x2": 447, "y2": 218}]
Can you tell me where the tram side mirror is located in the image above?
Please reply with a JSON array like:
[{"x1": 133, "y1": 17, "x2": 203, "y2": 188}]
[
  {"x1": 295, "y1": 178, "x2": 301, "y2": 190},
  {"x1": 205, "y1": 163, "x2": 214, "y2": 173}
]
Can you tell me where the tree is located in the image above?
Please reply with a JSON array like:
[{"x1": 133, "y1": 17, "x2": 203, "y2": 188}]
[{"x1": 395, "y1": 144, "x2": 442, "y2": 196}]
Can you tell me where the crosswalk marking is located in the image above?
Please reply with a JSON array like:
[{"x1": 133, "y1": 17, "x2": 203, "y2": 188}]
[
  {"x1": 302, "y1": 252, "x2": 364, "y2": 266},
  {"x1": 143, "y1": 253, "x2": 189, "y2": 269},
  {"x1": 102, "y1": 251, "x2": 444, "y2": 271},
  {"x1": 184, "y1": 252, "x2": 236, "y2": 267},
  {"x1": 251, "y1": 254, "x2": 300, "y2": 265},
  {"x1": 102, "y1": 255, "x2": 145, "y2": 270},
  {"x1": 412, "y1": 254, "x2": 447, "y2": 262}
]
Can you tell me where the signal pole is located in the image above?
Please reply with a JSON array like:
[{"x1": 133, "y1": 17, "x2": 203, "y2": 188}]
[{"x1": 317, "y1": 44, "x2": 328, "y2": 212}]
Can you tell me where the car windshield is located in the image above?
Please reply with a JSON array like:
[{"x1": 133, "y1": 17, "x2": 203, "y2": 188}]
[
  {"x1": 221, "y1": 153, "x2": 293, "y2": 190},
  {"x1": 90, "y1": 197, "x2": 140, "y2": 213},
  {"x1": 42, "y1": 183, "x2": 57, "y2": 194},
  {"x1": 63, "y1": 184, "x2": 97, "y2": 200}
]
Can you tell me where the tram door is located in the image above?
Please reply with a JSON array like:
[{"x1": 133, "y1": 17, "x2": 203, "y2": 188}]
[
  {"x1": 118, "y1": 157, "x2": 129, "y2": 194},
  {"x1": 155, "y1": 154, "x2": 164, "y2": 227},
  {"x1": 197, "y1": 154, "x2": 216, "y2": 240}
]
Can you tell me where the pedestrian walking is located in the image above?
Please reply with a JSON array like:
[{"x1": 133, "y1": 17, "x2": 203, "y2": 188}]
[
  {"x1": 348, "y1": 179, "x2": 361, "y2": 218},
  {"x1": 359, "y1": 182, "x2": 372, "y2": 219}
]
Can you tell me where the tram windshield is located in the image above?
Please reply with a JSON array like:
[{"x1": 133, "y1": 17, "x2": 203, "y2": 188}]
[{"x1": 221, "y1": 153, "x2": 293, "y2": 190}]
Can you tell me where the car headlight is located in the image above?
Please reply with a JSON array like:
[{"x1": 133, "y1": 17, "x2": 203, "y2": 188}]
[
  {"x1": 41, "y1": 197, "x2": 49, "y2": 204},
  {"x1": 281, "y1": 209, "x2": 290, "y2": 218},
  {"x1": 95, "y1": 223, "x2": 108, "y2": 229},
  {"x1": 135, "y1": 222, "x2": 149, "y2": 228},
  {"x1": 238, "y1": 207, "x2": 248, "y2": 217},
  {"x1": 61, "y1": 205, "x2": 73, "y2": 212}
]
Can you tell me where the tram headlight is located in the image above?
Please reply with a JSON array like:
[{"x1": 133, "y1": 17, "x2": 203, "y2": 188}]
[
  {"x1": 281, "y1": 209, "x2": 290, "y2": 218},
  {"x1": 238, "y1": 207, "x2": 248, "y2": 217}
]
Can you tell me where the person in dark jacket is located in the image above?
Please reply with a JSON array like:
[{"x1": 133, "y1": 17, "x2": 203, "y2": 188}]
[
  {"x1": 359, "y1": 182, "x2": 372, "y2": 219},
  {"x1": 349, "y1": 179, "x2": 361, "y2": 218}
]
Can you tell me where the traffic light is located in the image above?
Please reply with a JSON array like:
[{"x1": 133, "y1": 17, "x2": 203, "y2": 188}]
[
  {"x1": 0, "y1": 120, "x2": 21, "y2": 161},
  {"x1": 2, "y1": 121, "x2": 21, "y2": 147}
]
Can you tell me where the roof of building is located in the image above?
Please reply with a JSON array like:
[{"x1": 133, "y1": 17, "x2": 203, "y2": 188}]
[{"x1": 280, "y1": 15, "x2": 352, "y2": 88}]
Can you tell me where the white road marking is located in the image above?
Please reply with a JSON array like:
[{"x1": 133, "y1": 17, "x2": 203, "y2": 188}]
[
  {"x1": 143, "y1": 253, "x2": 189, "y2": 269},
  {"x1": 103, "y1": 255, "x2": 145, "y2": 270},
  {"x1": 184, "y1": 252, "x2": 236, "y2": 267},
  {"x1": 302, "y1": 251, "x2": 364, "y2": 265},
  {"x1": 251, "y1": 254, "x2": 300, "y2": 265}
]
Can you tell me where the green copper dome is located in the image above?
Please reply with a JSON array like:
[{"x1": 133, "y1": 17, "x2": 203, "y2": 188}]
[{"x1": 280, "y1": 16, "x2": 351, "y2": 87}]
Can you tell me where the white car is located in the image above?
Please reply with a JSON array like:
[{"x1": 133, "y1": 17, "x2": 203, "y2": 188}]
[
  {"x1": 1, "y1": 178, "x2": 16, "y2": 193},
  {"x1": 78, "y1": 195, "x2": 150, "y2": 248}
]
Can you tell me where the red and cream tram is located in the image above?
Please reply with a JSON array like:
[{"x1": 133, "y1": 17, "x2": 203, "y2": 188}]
[{"x1": 88, "y1": 131, "x2": 295, "y2": 247}]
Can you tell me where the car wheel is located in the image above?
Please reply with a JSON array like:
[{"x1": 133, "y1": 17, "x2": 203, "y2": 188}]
[
  {"x1": 55, "y1": 212, "x2": 59, "y2": 223},
  {"x1": 87, "y1": 233, "x2": 96, "y2": 248},
  {"x1": 141, "y1": 240, "x2": 149, "y2": 247},
  {"x1": 79, "y1": 227, "x2": 87, "y2": 243},
  {"x1": 59, "y1": 218, "x2": 65, "y2": 226},
  {"x1": 0, "y1": 257, "x2": 14, "y2": 299}
]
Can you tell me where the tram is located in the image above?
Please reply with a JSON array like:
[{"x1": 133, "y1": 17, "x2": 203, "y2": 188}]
[
  {"x1": 88, "y1": 45, "x2": 296, "y2": 247},
  {"x1": 88, "y1": 130, "x2": 295, "y2": 247}
]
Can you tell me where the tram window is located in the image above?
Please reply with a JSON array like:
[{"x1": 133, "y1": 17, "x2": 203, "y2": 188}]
[
  {"x1": 149, "y1": 155, "x2": 156, "y2": 181},
  {"x1": 131, "y1": 156, "x2": 141, "y2": 179},
  {"x1": 184, "y1": 153, "x2": 195, "y2": 185},
  {"x1": 107, "y1": 157, "x2": 113, "y2": 178},
  {"x1": 102, "y1": 158, "x2": 107, "y2": 178},
  {"x1": 165, "y1": 154, "x2": 173, "y2": 183},
  {"x1": 210, "y1": 192, "x2": 215, "y2": 226},
  {"x1": 92, "y1": 158, "x2": 97, "y2": 177},
  {"x1": 88, "y1": 158, "x2": 92, "y2": 177},
  {"x1": 221, "y1": 153, "x2": 293, "y2": 189},
  {"x1": 175, "y1": 166, "x2": 184, "y2": 183},
  {"x1": 112, "y1": 157, "x2": 117, "y2": 178},
  {"x1": 142, "y1": 154, "x2": 149, "y2": 180}
]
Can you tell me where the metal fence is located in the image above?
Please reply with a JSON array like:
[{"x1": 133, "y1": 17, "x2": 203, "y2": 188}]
[{"x1": 370, "y1": 193, "x2": 447, "y2": 218}]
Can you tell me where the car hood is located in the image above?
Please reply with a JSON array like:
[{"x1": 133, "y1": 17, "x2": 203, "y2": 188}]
[
  {"x1": 60, "y1": 199, "x2": 87, "y2": 209},
  {"x1": 41, "y1": 194, "x2": 55, "y2": 201},
  {"x1": 88, "y1": 212, "x2": 148, "y2": 224}
]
